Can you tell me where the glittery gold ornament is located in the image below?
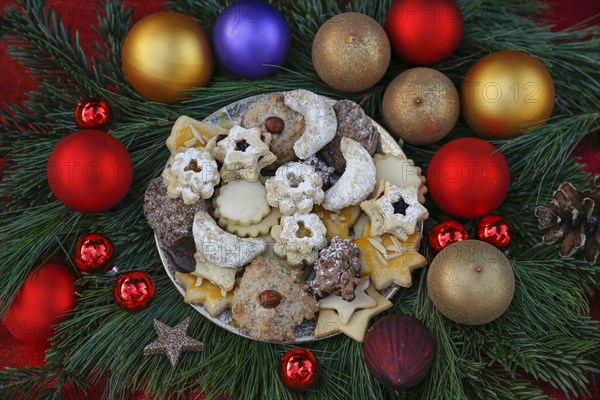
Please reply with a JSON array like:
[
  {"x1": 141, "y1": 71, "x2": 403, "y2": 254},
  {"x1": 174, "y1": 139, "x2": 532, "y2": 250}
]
[
  {"x1": 427, "y1": 240, "x2": 515, "y2": 325},
  {"x1": 312, "y1": 12, "x2": 390, "y2": 92},
  {"x1": 382, "y1": 68, "x2": 459, "y2": 145},
  {"x1": 461, "y1": 50, "x2": 555, "y2": 140},
  {"x1": 121, "y1": 12, "x2": 213, "y2": 104}
]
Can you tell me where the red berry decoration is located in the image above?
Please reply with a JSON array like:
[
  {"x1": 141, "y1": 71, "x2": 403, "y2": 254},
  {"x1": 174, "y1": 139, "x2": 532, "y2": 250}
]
[
  {"x1": 278, "y1": 348, "x2": 319, "y2": 391},
  {"x1": 363, "y1": 314, "x2": 435, "y2": 390},
  {"x1": 5, "y1": 263, "x2": 76, "y2": 349},
  {"x1": 478, "y1": 214, "x2": 514, "y2": 250},
  {"x1": 428, "y1": 221, "x2": 468, "y2": 252},
  {"x1": 73, "y1": 233, "x2": 114, "y2": 272},
  {"x1": 113, "y1": 271, "x2": 155, "y2": 311},
  {"x1": 46, "y1": 130, "x2": 133, "y2": 213},
  {"x1": 75, "y1": 99, "x2": 111, "y2": 130},
  {"x1": 427, "y1": 138, "x2": 510, "y2": 219},
  {"x1": 384, "y1": 0, "x2": 463, "y2": 65}
]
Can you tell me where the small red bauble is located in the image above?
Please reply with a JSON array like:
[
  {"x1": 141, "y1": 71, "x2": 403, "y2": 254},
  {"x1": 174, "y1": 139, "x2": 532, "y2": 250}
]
[
  {"x1": 46, "y1": 130, "x2": 133, "y2": 213},
  {"x1": 74, "y1": 100, "x2": 111, "y2": 130},
  {"x1": 363, "y1": 314, "x2": 435, "y2": 390},
  {"x1": 426, "y1": 138, "x2": 510, "y2": 219},
  {"x1": 5, "y1": 263, "x2": 76, "y2": 349},
  {"x1": 428, "y1": 221, "x2": 468, "y2": 251},
  {"x1": 113, "y1": 271, "x2": 155, "y2": 311},
  {"x1": 384, "y1": 0, "x2": 463, "y2": 65},
  {"x1": 477, "y1": 214, "x2": 514, "y2": 250},
  {"x1": 278, "y1": 348, "x2": 319, "y2": 391},
  {"x1": 73, "y1": 233, "x2": 114, "y2": 272}
]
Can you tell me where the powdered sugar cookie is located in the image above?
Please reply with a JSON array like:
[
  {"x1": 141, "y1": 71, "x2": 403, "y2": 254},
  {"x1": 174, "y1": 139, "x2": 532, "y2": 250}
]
[
  {"x1": 162, "y1": 147, "x2": 220, "y2": 205},
  {"x1": 323, "y1": 138, "x2": 376, "y2": 211},
  {"x1": 284, "y1": 89, "x2": 337, "y2": 159},
  {"x1": 271, "y1": 213, "x2": 327, "y2": 267},
  {"x1": 265, "y1": 162, "x2": 324, "y2": 215},
  {"x1": 193, "y1": 211, "x2": 266, "y2": 269},
  {"x1": 213, "y1": 125, "x2": 276, "y2": 182}
]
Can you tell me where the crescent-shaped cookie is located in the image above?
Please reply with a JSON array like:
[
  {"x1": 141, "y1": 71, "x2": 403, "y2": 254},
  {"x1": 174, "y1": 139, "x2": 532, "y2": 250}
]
[
  {"x1": 192, "y1": 211, "x2": 266, "y2": 269},
  {"x1": 322, "y1": 138, "x2": 376, "y2": 211},
  {"x1": 284, "y1": 89, "x2": 337, "y2": 160}
]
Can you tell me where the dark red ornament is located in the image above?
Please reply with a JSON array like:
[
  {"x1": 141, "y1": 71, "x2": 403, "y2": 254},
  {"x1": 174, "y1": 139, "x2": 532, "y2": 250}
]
[
  {"x1": 46, "y1": 130, "x2": 133, "y2": 213},
  {"x1": 363, "y1": 314, "x2": 435, "y2": 390},
  {"x1": 113, "y1": 271, "x2": 155, "y2": 311},
  {"x1": 73, "y1": 233, "x2": 114, "y2": 272},
  {"x1": 428, "y1": 221, "x2": 468, "y2": 252},
  {"x1": 427, "y1": 138, "x2": 510, "y2": 219},
  {"x1": 75, "y1": 100, "x2": 111, "y2": 130},
  {"x1": 477, "y1": 214, "x2": 514, "y2": 250},
  {"x1": 384, "y1": 0, "x2": 464, "y2": 65},
  {"x1": 5, "y1": 263, "x2": 77, "y2": 349},
  {"x1": 278, "y1": 348, "x2": 319, "y2": 391}
]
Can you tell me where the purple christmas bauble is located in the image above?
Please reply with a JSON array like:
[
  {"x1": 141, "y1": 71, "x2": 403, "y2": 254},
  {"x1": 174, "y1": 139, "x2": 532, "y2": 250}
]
[{"x1": 213, "y1": 0, "x2": 291, "y2": 78}]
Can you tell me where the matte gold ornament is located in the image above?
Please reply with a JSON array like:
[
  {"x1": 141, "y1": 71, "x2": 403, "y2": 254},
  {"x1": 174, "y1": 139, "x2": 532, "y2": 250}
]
[
  {"x1": 312, "y1": 12, "x2": 390, "y2": 92},
  {"x1": 427, "y1": 240, "x2": 515, "y2": 325},
  {"x1": 122, "y1": 12, "x2": 213, "y2": 104},
  {"x1": 461, "y1": 50, "x2": 555, "y2": 140},
  {"x1": 382, "y1": 68, "x2": 459, "y2": 145}
]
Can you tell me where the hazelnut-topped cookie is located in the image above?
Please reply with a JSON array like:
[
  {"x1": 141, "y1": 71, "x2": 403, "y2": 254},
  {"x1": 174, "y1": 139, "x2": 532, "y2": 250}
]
[{"x1": 231, "y1": 257, "x2": 318, "y2": 342}]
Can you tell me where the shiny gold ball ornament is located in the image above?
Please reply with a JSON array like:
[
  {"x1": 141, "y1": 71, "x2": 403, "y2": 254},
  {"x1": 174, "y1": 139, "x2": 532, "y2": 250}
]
[
  {"x1": 382, "y1": 68, "x2": 459, "y2": 145},
  {"x1": 312, "y1": 12, "x2": 391, "y2": 92},
  {"x1": 461, "y1": 50, "x2": 555, "y2": 140},
  {"x1": 427, "y1": 240, "x2": 515, "y2": 325},
  {"x1": 121, "y1": 12, "x2": 213, "y2": 104}
]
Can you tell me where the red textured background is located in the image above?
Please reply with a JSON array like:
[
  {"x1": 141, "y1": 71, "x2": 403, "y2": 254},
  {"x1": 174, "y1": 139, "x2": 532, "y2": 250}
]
[{"x1": 1, "y1": 1, "x2": 598, "y2": 399}]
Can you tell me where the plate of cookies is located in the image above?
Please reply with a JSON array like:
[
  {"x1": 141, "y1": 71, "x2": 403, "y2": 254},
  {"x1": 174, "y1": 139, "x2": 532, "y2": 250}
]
[{"x1": 143, "y1": 90, "x2": 429, "y2": 343}]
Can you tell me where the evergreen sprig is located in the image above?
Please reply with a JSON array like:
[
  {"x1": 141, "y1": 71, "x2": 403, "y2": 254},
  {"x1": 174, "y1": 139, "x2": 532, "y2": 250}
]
[{"x1": 0, "y1": 0, "x2": 598, "y2": 399}]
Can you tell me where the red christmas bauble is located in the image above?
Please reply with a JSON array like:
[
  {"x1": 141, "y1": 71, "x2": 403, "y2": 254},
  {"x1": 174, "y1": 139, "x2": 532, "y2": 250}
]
[
  {"x1": 74, "y1": 100, "x2": 111, "y2": 130},
  {"x1": 477, "y1": 214, "x2": 514, "y2": 250},
  {"x1": 5, "y1": 263, "x2": 77, "y2": 349},
  {"x1": 428, "y1": 220, "x2": 468, "y2": 251},
  {"x1": 363, "y1": 314, "x2": 435, "y2": 390},
  {"x1": 426, "y1": 138, "x2": 510, "y2": 219},
  {"x1": 384, "y1": 0, "x2": 463, "y2": 65},
  {"x1": 113, "y1": 271, "x2": 155, "y2": 311},
  {"x1": 47, "y1": 130, "x2": 133, "y2": 213},
  {"x1": 73, "y1": 233, "x2": 114, "y2": 272},
  {"x1": 278, "y1": 348, "x2": 319, "y2": 391}
]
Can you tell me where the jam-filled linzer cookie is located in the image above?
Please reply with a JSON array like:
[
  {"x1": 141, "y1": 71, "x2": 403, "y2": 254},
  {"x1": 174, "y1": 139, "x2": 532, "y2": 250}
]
[
  {"x1": 213, "y1": 125, "x2": 276, "y2": 182},
  {"x1": 146, "y1": 90, "x2": 430, "y2": 343}
]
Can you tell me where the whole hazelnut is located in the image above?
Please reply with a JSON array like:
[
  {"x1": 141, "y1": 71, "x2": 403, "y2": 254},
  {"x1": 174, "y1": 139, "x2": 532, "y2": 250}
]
[{"x1": 265, "y1": 116, "x2": 285, "y2": 134}]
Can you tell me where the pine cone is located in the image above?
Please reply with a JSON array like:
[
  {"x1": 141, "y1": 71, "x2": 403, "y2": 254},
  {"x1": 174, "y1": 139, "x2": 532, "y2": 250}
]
[{"x1": 534, "y1": 176, "x2": 600, "y2": 264}]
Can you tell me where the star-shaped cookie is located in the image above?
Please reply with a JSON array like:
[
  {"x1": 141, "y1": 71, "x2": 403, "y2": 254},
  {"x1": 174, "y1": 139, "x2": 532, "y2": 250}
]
[
  {"x1": 318, "y1": 277, "x2": 377, "y2": 324},
  {"x1": 176, "y1": 272, "x2": 234, "y2": 316},
  {"x1": 143, "y1": 317, "x2": 204, "y2": 369},
  {"x1": 314, "y1": 205, "x2": 361, "y2": 242},
  {"x1": 354, "y1": 227, "x2": 428, "y2": 290},
  {"x1": 360, "y1": 181, "x2": 428, "y2": 240},
  {"x1": 315, "y1": 283, "x2": 392, "y2": 342}
]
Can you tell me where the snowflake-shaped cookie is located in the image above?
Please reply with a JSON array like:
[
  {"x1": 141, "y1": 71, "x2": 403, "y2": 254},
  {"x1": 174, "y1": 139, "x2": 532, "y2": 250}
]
[
  {"x1": 162, "y1": 147, "x2": 220, "y2": 205},
  {"x1": 265, "y1": 162, "x2": 324, "y2": 215},
  {"x1": 360, "y1": 181, "x2": 428, "y2": 240},
  {"x1": 271, "y1": 213, "x2": 327, "y2": 267},
  {"x1": 212, "y1": 125, "x2": 276, "y2": 182}
]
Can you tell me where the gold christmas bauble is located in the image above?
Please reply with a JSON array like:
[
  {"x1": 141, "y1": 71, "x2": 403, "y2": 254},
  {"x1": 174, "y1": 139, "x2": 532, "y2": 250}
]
[
  {"x1": 461, "y1": 50, "x2": 555, "y2": 140},
  {"x1": 121, "y1": 12, "x2": 213, "y2": 104},
  {"x1": 312, "y1": 12, "x2": 390, "y2": 92},
  {"x1": 427, "y1": 240, "x2": 515, "y2": 325},
  {"x1": 382, "y1": 68, "x2": 459, "y2": 145}
]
